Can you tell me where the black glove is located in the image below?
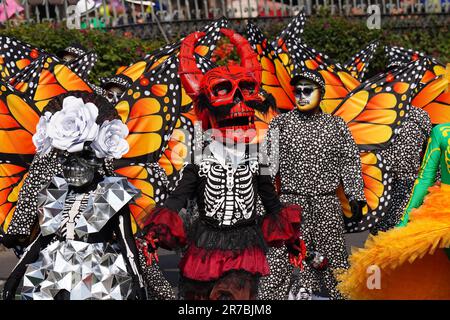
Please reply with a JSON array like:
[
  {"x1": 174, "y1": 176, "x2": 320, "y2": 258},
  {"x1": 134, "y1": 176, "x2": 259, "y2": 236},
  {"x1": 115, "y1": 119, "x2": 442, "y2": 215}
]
[
  {"x1": 349, "y1": 200, "x2": 366, "y2": 223},
  {"x1": 286, "y1": 238, "x2": 302, "y2": 256},
  {"x1": 2, "y1": 275, "x2": 21, "y2": 300},
  {"x1": 128, "y1": 276, "x2": 147, "y2": 300}
]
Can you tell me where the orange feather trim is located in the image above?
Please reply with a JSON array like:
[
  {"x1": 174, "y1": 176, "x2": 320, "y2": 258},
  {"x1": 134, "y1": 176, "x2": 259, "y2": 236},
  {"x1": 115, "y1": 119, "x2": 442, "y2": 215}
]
[{"x1": 337, "y1": 184, "x2": 450, "y2": 300}]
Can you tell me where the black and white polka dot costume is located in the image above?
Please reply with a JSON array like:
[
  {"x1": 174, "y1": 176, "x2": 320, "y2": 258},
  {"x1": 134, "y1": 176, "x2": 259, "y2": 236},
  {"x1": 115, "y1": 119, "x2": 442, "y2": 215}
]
[
  {"x1": 371, "y1": 107, "x2": 432, "y2": 234},
  {"x1": 260, "y1": 109, "x2": 365, "y2": 300}
]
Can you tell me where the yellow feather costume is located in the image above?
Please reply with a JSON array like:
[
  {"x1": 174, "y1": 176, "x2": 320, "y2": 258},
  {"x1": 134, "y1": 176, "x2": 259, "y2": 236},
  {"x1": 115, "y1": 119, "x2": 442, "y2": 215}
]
[{"x1": 337, "y1": 184, "x2": 450, "y2": 300}]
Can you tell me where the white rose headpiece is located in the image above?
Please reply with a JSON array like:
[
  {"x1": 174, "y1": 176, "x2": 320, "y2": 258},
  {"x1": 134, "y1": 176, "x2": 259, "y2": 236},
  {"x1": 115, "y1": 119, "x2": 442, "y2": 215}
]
[{"x1": 33, "y1": 96, "x2": 129, "y2": 159}]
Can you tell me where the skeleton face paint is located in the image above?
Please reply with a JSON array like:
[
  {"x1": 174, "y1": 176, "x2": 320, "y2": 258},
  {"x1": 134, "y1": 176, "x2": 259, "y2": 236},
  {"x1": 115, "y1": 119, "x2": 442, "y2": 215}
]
[
  {"x1": 57, "y1": 147, "x2": 103, "y2": 187},
  {"x1": 61, "y1": 53, "x2": 77, "y2": 62},
  {"x1": 294, "y1": 79, "x2": 321, "y2": 112}
]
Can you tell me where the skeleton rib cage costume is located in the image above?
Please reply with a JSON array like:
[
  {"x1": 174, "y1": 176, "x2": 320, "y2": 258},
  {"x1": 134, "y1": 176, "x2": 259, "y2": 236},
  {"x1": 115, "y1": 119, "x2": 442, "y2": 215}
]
[
  {"x1": 140, "y1": 28, "x2": 302, "y2": 300},
  {"x1": 143, "y1": 141, "x2": 301, "y2": 299}
]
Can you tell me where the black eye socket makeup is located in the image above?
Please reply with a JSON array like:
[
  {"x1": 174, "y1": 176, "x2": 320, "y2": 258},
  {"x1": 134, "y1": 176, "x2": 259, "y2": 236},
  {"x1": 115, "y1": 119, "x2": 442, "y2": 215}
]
[{"x1": 294, "y1": 86, "x2": 318, "y2": 96}]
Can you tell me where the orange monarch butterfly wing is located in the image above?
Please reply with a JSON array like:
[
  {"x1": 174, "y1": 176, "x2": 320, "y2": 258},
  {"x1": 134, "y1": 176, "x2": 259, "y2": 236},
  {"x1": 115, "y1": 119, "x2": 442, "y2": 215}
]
[
  {"x1": 337, "y1": 152, "x2": 392, "y2": 233},
  {"x1": 0, "y1": 36, "x2": 44, "y2": 81},
  {"x1": 386, "y1": 47, "x2": 449, "y2": 124},
  {"x1": 344, "y1": 40, "x2": 379, "y2": 82},
  {"x1": 286, "y1": 39, "x2": 361, "y2": 114},
  {"x1": 412, "y1": 71, "x2": 450, "y2": 124},
  {"x1": 272, "y1": 11, "x2": 306, "y2": 53},
  {"x1": 11, "y1": 55, "x2": 94, "y2": 111},
  {"x1": 66, "y1": 51, "x2": 98, "y2": 80},
  {"x1": 158, "y1": 112, "x2": 196, "y2": 189},
  {"x1": 0, "y1": 160, "x2": 29, "y2": 234},
  {"x1": 115, "y1": 56, "x2": 181, "y2": 163},
  {"x1": 0, "y1": 81, "x2": 41, "y2": 232},
  {"x1": 246, "y1": 22, "x2": 295, "y2": 111},
  {"x1": 333, "y1": 58, "x2": 431, "y2": 151},
  {"x1": 113, "y1": 57, "x2": 182, "y2": 229},
  {"x1": 385, "y1": 46, "x2": 446, "y2": 84},
  {"x1": 114, "y1": 162, "x2": 168, "y2": 230}
]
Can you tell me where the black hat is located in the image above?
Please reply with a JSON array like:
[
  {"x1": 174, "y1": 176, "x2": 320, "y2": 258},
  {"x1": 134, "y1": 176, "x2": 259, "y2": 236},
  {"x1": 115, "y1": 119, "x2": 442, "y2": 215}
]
[
  {"x1": 59, "y1": 43, "x2": 88, "y2": 59},
  {"x1": 285, "y1": 39, "x2": 326, "y2": 89},
  {"x1": 100, "y1": 74, "x2": 133, "y2": 92}
]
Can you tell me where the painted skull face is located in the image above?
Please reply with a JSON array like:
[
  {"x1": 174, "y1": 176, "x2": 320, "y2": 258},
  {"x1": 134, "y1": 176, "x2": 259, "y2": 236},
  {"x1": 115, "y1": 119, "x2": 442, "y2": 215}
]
[
  {"x1": 57, "y1": 146, "x2": 103, "y2": 187},
  {"x1": 294, "y1": 79, "x2": 321, "y2": 112}
]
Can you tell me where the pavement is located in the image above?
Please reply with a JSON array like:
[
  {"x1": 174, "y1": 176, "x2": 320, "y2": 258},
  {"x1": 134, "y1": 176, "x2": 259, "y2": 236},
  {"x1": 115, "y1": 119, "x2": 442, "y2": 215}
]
[{"x1": 0, "y1": 231, "x2": 369, "y2": 298}]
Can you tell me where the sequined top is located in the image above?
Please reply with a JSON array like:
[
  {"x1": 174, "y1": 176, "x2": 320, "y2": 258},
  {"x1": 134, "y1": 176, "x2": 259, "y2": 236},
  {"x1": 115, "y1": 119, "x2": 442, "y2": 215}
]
[{"x1": 265, "y1": 109, "x2": 365, "y2": 201}]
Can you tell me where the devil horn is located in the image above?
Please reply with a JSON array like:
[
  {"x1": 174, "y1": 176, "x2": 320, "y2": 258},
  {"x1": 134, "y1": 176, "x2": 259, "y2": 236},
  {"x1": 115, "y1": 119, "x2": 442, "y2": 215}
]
[
  {"x1": 220, "y1": 28, "x2": 262, "y2": 83},
  {"x1": 178, "y1": 31, "x2": 206, "y2": 99}
]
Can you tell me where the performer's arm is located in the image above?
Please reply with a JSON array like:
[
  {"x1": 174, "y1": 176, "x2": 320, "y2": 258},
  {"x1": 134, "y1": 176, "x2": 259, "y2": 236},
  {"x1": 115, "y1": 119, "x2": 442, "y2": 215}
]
[
  {"x1": 140, "y1": 163, "x2": 199, "y2": 250},
  {"x1": 336, "y1": 117, "x2": 366, "y2": 202},
  {"x1": 399, "y1": 126, "x2": 442, "y2": 226},
  {"x1": 162, "y1": 163, "x2": 199, "y2": 213},
  {"x1": 115, "y1": 207, "x2": 146, "y2": 299},
  {"x1": 257, "y1": 164, "x2": 301, "y2": 247}
]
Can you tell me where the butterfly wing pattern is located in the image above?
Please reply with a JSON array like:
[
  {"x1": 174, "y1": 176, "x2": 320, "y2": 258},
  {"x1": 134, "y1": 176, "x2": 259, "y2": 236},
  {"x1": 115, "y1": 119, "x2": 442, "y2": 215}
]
[
  {"x1": 0, "y1": 81, "x2": 41, "y2": 233},
  {"x1": 386, "y1": 47, "x2": 450, "y2": 124},
  {"x1": 344, "y1": 41, "x2": 379, "y2": 82},
  {"x1": 0, "y1": 36, "x2": 44, "y2": 81},
  {"x1": 113, "y1": 57, "x2": 183, "y2": 228},
  {"x1": 11, "y1": 55, "x2": 94, "y2": 111},
  {"x1": 338, "y1": 152, "x2": 392, "y2": 232},
  {"x1": 333, "y1": 58, "x2": 430, "y2": 151},
  {"x1": 246, "y1": 22, "x2": 296, "y2": 112}
]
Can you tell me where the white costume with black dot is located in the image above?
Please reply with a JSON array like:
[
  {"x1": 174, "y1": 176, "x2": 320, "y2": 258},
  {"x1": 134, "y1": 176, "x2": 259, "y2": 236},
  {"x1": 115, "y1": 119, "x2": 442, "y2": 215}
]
[
  {"x1": 259, "y1": 109, "x2": 365, "y2": 300},
  {"x1": 371, "y1": 107, "x2": 432, "y2": 234}
]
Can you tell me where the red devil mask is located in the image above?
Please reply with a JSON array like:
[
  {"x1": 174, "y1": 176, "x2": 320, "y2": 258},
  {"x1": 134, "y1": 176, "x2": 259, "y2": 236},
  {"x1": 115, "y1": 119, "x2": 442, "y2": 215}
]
[{"x1": 179, "y1": 28, "x2": 263, "y2": 143}]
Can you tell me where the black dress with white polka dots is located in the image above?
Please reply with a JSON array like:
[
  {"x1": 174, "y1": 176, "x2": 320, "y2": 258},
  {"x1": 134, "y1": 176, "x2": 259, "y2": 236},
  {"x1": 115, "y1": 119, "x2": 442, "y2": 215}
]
[
  {"x1": 258, "y1": 109, "x2": 365, "y2": 300},
  {"x1": 372, "y1": 107, "x2": 432, "y2": 234}
]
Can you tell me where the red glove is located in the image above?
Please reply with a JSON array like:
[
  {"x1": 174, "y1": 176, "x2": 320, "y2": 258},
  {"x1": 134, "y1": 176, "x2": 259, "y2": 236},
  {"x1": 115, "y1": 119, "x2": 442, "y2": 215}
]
[
  {"x1": 287, "y1": 238, "x2": 307, "y2": 270},
  {"x1": 136, "y1": 231, "x2": 159, "y2": 266}
]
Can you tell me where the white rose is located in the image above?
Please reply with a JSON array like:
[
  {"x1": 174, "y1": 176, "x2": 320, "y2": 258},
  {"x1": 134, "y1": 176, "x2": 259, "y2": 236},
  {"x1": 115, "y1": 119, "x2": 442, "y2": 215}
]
[
  {"x1": 32, "y1": 111, "x2": 53, "y2": 155},
  {"x1": 91, "y1": 119, "x2": 129, "y2": 159},
  {"x1": 47, "y1": 96, "x2": 99, "y2": 153}
]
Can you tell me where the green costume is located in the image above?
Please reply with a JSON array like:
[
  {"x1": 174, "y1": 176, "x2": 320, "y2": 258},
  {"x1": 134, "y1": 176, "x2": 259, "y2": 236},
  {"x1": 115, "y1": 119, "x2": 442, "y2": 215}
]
[{"x1": 399, "y1": 123, "x2": 450, "y2": 226}]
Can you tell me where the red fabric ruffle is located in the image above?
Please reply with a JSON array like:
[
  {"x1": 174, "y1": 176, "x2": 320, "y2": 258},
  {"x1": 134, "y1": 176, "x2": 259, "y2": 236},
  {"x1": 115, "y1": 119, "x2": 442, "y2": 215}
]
[
  {"x1": 179, "y1": 244, "x2": 270, "y2": 282},
  {"x1": 143, "y1": 207, "x2": 187, "y2": 249},
  {"x1": 261, "y1": 204, "x2": 302, "y2": 247}
]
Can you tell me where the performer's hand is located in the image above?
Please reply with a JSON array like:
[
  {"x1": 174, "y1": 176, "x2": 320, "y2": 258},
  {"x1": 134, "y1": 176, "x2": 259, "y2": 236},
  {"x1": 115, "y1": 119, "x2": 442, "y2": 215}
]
[
  {"x1": 287, "y1": 238, "x2": 306, "y2": 269},
  {"x1": 2, "y1": 276, "x2": 20, "y2": 300},
  {"x1": 136, "y1": 231, "x2": 159, "y2": 266},
  {"x1": 305, "y1": 251, "x2": 329, "y2": 271},
  {"x1": 129, "y1": 279, "x2": 147, "y2": 300},
  {"x1": 349, "y1": 200, "x2": 366, "y2": 223}
]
